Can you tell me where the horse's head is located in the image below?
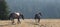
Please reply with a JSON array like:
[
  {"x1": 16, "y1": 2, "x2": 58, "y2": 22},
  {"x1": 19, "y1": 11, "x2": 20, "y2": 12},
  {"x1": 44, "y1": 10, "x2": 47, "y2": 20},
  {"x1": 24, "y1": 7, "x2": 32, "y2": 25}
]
[{"x1": 20, "y1": 14, "x2": 24, "y2": 20}]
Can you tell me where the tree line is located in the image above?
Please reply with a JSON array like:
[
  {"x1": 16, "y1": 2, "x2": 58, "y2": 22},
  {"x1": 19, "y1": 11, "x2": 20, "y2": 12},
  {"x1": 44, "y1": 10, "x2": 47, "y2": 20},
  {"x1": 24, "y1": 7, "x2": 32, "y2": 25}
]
[{"x1": 0, "y1": 0, "x2": 9, "y2": 20}]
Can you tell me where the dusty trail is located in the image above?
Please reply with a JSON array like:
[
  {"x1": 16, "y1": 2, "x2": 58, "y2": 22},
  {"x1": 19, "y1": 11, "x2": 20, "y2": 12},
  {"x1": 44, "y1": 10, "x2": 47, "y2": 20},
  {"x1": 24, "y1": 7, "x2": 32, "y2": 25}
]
[{"x1": 0, "y1": 19, "x2": 60, "y2": 27}]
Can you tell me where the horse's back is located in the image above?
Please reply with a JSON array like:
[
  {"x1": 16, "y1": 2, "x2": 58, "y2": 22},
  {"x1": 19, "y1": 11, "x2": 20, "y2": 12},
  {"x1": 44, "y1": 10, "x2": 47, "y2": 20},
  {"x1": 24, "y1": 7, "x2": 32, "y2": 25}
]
[
  {"x1": 15, "y1": 12, "x2": 20, "y2": 16},
  {"x1": 35, "y1": 14, "x2": 41, "y2": 19}
]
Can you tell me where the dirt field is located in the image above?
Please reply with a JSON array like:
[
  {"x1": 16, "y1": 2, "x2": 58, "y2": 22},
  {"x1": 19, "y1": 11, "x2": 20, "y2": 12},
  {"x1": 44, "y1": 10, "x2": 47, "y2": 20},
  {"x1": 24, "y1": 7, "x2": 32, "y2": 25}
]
[{"x1": 0, "y1": 19, "x2": 60, "y2": 27}]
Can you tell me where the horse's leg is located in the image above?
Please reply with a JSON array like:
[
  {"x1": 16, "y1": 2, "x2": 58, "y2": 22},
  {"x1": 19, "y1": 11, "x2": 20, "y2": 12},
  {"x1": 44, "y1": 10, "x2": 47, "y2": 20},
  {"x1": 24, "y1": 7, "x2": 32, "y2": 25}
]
[
  {"x1": 35, "y1": 18, "x2": 37, "y2": 23},
  {"x1": 17, "y1": 17, "x2": 21, "y2": 24},
  {"x1": 34, "y1": 18, "x2": 40, "y2": 25},
  {"x1": 11, "y1": 18, "x2": 14, "y2": 24},
  {"x1": 12, "y1": 19, "x2": 14, "y2": 24},
  {"x1": 38, "y1": 18, "x2": 40, "y2": 23}
]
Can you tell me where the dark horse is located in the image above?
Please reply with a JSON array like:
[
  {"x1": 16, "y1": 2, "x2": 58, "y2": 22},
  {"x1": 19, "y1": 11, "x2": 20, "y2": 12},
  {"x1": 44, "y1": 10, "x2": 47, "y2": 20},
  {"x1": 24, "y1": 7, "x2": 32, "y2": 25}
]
[
  {"x1": 9, "y1": 12, "x2": 24, "y2": 24},
  {"x1": 34, "y1": 12, "x2": 42, "y2": 23}
]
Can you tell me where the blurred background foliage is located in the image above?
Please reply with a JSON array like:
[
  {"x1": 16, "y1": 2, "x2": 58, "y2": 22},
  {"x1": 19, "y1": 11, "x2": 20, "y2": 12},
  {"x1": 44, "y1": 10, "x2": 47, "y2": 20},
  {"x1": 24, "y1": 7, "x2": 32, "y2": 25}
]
[{"x1": 0, "y1": 0, "x2": 9, "y2": 20}]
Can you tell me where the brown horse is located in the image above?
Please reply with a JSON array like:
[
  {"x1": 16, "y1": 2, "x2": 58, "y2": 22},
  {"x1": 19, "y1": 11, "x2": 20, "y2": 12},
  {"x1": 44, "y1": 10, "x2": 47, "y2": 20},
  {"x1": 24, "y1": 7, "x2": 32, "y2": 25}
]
[{"x1": 9, "y1": 12, "x2": 24, "y2": 24}]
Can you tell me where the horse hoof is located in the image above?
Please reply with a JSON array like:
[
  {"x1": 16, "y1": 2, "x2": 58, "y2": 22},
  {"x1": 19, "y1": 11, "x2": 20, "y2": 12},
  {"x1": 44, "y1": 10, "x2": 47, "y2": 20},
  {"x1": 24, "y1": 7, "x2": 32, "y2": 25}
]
[
  {"x1": 12, "y1": 23, "x2": 16, "y2": 25},
  {"x1": 17, "y1": 22, "x2": 21, "y2": 24}
]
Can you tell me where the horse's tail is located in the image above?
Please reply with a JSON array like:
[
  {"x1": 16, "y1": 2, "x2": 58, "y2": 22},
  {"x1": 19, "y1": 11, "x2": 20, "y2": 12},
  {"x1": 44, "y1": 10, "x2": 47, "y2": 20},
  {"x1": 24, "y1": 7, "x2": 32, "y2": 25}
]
[
  {"x1": 8, "y1": 14, "x2": 11, "y2": 20},
  {"x1": 34, "y1": 14, "x2": 37, "y2": 19},
  {"x1": 8, "y1": 13, "x2": 13, "y2": 20}
]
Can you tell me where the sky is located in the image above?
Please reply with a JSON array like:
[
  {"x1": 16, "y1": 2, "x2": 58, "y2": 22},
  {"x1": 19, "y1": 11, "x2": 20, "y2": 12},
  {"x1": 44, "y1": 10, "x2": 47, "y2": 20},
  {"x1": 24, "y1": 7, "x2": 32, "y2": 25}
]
[{"x1": 5, "y1": 0, "x2": 60, "y2": 19}]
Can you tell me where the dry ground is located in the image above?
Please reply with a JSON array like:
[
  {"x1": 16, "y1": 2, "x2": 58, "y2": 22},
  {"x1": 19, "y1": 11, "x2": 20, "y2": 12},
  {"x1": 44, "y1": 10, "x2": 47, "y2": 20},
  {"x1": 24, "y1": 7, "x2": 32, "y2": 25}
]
[{"x1": 0, "y1": 19, "x2": 60, "y2": 27}]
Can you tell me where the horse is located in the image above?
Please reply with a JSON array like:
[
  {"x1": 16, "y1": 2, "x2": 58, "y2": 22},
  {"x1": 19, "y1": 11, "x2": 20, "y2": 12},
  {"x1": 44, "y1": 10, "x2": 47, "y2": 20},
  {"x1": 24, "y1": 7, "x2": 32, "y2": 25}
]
[
  {"x1": 34, "y1": 12, "x2": 42, "y2": 23},
  {"x1": 9, "y1": 12, "x2": 24, "y2": 24}
]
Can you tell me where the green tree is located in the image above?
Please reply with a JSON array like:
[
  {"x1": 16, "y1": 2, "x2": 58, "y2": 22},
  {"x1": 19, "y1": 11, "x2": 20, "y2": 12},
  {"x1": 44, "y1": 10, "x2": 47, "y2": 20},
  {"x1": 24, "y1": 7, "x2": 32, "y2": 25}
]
[{"x1": 0, "y1": 0, "x2": 9, "y2": 20}]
